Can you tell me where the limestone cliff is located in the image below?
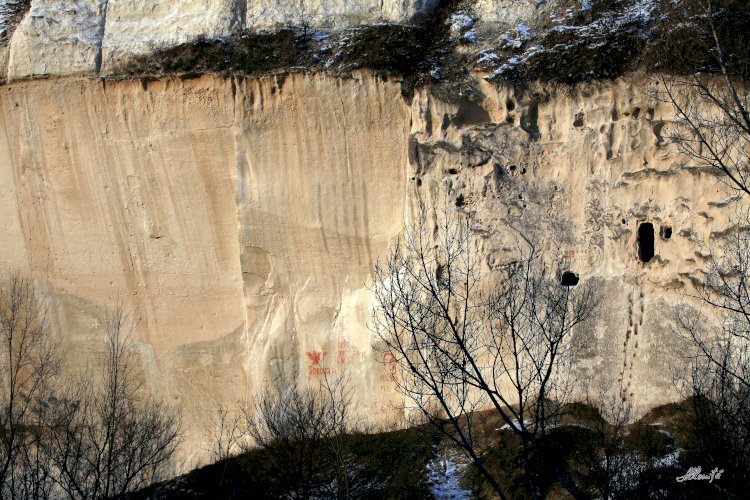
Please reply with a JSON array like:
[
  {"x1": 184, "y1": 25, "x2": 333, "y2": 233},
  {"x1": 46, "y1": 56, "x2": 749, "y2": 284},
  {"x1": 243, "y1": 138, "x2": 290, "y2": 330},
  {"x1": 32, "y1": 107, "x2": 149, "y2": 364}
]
[{"x1": 0, "y1": 69, "x2": 739, "y2": 468}]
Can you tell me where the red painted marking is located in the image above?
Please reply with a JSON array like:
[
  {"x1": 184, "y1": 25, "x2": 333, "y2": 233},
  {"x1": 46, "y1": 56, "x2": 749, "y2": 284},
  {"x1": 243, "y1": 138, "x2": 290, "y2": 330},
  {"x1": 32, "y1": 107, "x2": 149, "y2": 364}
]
[
  {"x1": 370, "y1": 401, "x2": 399, "y2": 415},
  {"x1": 562, "y1": 249, "x2": 576, "y2": 260},
  {"x1": 338, "y1": 338, "x2": 350, "y2": 366},
  {"x1": 383, "y1": 353, "x2": 398, "y2": 373},
  {"x1": 306, "y1": 351, "x2": 331, "y2": 376},
  {"x1": 306, "y1": 351, "x2": 324, "y2": 365},
  {"x1": 309, "y1": 366, "x2": 332, "y2": 376}
]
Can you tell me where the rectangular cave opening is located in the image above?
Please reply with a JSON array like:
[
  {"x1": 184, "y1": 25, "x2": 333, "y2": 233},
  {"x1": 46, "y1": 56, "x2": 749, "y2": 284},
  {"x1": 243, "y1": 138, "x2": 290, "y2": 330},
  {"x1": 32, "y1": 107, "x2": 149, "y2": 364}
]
[{"x1": 638, "y1": 222, "x2": 655, "y2": 262}]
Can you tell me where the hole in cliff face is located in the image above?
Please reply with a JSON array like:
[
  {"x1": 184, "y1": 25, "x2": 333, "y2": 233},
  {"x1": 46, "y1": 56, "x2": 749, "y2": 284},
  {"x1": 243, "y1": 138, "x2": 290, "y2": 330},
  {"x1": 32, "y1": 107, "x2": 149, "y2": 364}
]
[
  {"x1": 561, "y1": 271, "x2": 579, "y2": 287},
  {"x1": 441, "y1": 113, "x2": 451, "y2": 132},
  {"x1": 632, "y1": 107, "x2": 641, "y2": 119},
  {"x1": 661, "y1": 225, "x2": 672, "y2": 239},
  {"x1": 506, "y1": 98, "x2": 516, "y2": 111},
  {"x1": 455, "y1": 194, "x2": 465, "y2": 207},
  {"x1": 453, "y1": 97, "x2": 491, "y2": 128},
  {"x1": 653, "y1": 122, "x2": 666, "y2": 147},
  {"x1": 521, "y1": 101, "x2": 540, "y2": 140},
  {"x1": 638, "y1": 223, "x2": 655, "y2": 262},
  {"x1": 573, "y1": 112, "x2": 585, "y2": 127},
  {"x1": 448, "y1": 168, "x2": 458, "y2": 175}
]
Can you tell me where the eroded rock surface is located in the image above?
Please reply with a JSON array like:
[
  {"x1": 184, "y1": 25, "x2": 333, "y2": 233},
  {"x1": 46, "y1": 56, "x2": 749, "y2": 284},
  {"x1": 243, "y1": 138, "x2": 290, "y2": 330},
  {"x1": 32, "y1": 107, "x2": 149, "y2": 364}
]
[{"x1": 0, "y1": 71, "x2": 739, "y2": 469}]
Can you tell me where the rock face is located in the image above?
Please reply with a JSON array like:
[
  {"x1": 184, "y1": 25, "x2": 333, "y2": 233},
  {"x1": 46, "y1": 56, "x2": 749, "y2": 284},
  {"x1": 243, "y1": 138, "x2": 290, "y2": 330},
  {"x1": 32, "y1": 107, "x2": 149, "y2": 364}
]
[
  {"x1": 0, "y1": 70, "x2": 738, "y2": 469},
  {"x1": 100, "y1": 0, "x2": 245, "y2": 74},
  {"x1": 2, "y1": 0, "x2": 442, "y2": 79},
  {"x1": 246, "y1": 0, "x2": 440, "y2": 29},
  {"x1": 0, "y1": 72, "x2": 411, "y2": 466},
  {"x1": 7, "y1": 0, "x2": 106, "y2": 79}
]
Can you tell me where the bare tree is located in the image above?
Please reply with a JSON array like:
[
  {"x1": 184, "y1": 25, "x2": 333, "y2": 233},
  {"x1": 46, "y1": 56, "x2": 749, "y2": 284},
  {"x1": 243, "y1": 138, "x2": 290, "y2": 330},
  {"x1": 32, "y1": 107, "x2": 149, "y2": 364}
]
[
  {"x1": 243, "y1": 373, "x2": 353, "y2": 499},
  {"x1": 658, "y1": 0, "x2": 749, "y2": 197},
  {"x1": 659, "y1": 2, "x2": 750, "y2": 494},
  {"x1": 0, "y1": 272, "x2": 60, "y2": 499},
  {"x1": 371, "y1": 203, "x2": 598, "y2": 499},
  {"x1": 673, "y1": 226, "x2": 750, "y2": 493},
  {"x1": 204, "y1": 400, "x2": 245, "y2": 463},
  {"x1": 47, "y1": 307, "x2": 181, "y2": 499}
]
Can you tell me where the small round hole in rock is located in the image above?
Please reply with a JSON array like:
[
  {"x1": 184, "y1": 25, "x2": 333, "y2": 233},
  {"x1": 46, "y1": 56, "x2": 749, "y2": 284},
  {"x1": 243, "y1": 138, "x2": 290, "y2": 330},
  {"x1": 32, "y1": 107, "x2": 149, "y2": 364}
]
[
  {"x1": 660, "y1": 225, "x2": 672, "y2": 239},
  {"x1": 561, "y1": 271, "x2": 579, "y2": 287},
  {"x1": 448, "y1": 168, "x2": 458, "y2": 175}
]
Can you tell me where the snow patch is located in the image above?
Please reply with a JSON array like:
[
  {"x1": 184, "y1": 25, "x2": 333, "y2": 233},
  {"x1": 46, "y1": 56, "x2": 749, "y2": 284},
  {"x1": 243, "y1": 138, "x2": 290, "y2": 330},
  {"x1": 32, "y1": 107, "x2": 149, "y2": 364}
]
[
  {"x1": 450, "y1": 13, "x2": 474, "y2": 33},
  {"x1": 462, "y1": 30, "x2": 477, "y2": 43},
  {"x1": 500, "y1": 24, "x2": 532, "y2": 49},
  {"x1": 477, "y1": 50, "x2": 499, "y2": 65},
  {"x1": 427, "y1": 449, "x2": 471, "y2": 500}
]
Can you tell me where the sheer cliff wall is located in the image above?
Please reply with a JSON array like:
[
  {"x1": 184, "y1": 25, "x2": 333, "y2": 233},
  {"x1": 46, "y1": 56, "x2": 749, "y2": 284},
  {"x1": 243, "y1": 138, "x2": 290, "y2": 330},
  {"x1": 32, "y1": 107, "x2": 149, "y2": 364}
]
[{"x1": 0, "y1": 72, "x2": 735, "y2": 466}]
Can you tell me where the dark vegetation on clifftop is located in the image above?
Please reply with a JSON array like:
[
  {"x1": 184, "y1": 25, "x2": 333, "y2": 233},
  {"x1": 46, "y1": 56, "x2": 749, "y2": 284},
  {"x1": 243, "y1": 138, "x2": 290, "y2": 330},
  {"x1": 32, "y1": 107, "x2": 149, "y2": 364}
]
[
  {"x1": 116, "y1": 0, "x2": 748, "y2": 98},
  {"x1": 0, "y1": 0, "x2": 31, "y2": 46}
]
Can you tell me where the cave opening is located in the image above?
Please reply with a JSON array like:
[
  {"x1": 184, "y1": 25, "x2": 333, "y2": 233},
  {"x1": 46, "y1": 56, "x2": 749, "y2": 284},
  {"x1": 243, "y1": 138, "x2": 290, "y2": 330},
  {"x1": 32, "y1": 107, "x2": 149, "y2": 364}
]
[
  {"x1": 561, "y1": 271, "x2": 579, "y2": 287},
  {"x1": 661, "y1": 225, "x2": 672, "y2": 240},
  {"x1": 638, "y1": 223, "x2": 655, "y2": 262}
]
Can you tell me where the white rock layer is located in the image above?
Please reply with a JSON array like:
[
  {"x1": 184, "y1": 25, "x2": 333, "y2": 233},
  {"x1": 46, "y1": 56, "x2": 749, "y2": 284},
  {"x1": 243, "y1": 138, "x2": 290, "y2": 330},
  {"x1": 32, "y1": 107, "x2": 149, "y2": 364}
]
[
  {"x1": 7, "y1": 0, "x2": 106, "y2": 79},
  {"x1": 4, "y1": 0, "x2": 443, "y2": 79}
]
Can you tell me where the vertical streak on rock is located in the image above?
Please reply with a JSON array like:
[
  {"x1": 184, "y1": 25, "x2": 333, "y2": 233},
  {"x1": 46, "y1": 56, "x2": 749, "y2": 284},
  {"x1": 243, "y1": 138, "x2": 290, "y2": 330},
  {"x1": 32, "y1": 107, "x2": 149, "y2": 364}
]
[
  {"x1": 95, "y1": 0, "x2": 109, "y2": 73},
  {"x1": 232, "y1": 76, "x2": 251, "y2": 395},
  {"x1": 231, "y1": 0, "x2": 248, "y2": 31}
]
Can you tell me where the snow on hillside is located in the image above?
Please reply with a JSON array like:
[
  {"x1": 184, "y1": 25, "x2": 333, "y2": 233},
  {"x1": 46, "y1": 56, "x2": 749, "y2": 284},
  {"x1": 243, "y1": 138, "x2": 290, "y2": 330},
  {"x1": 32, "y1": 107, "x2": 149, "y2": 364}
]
[{"x1": 427, "y1": 447, "x2": 471, "y2": 499}]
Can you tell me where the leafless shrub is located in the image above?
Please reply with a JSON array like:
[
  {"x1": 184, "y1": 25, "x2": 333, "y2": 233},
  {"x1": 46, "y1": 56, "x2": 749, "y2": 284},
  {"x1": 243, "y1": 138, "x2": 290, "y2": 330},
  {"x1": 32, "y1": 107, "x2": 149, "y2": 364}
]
[
  {"x1": 657, "y1": 0, "x2": 749, "y2": 197},
  {"x1": 204, "y1": 401, "x2": 245, "y2": 463},
  {"x1": 243, "y1": 373, "x2": 353, "y2": 499},
  {"x1": 0, "y1": 272, "x2": 61, "y2": 499},
  {"x1": 45, "y1": 308, "x2": 182, "y2": 498},
  {"x1": 673, "y1": 226, "x2": 750, "y2": 493}
]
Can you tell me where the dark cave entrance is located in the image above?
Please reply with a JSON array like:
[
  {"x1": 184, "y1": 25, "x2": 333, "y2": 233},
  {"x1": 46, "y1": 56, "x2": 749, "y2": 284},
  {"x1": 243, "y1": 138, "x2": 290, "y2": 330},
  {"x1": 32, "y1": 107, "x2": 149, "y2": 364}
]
[
  {"x1": 638, "y1": 223, "x2": 655, "y2": 263},
  {"x1": 561, "y1": 271, "x2": 580, "y2": 287}
]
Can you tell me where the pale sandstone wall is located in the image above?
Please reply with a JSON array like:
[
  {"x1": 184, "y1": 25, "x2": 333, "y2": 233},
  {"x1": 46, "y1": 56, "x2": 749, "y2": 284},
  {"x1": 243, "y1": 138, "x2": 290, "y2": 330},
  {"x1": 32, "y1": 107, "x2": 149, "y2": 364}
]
[
  {"x1": 407, "y1": 77, "x2": 735, "y2": 414},
  {"x1": 0, "y1": 72, "x2": 738, "y2": 469},
  {"x1": 0, "y1": 72, "x2": 411, "y2": 467}
]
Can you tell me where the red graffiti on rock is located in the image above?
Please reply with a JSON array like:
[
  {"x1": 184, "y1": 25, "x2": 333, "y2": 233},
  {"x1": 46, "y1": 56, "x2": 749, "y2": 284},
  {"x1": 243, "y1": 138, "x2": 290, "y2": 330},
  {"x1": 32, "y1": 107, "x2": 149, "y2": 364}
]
[
  {"x1": 379, "y1": 353, "x2": 398, "y2": 382},
  {"x1": 306, "y1": 351, "x2": 331, "y2": 376}
]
